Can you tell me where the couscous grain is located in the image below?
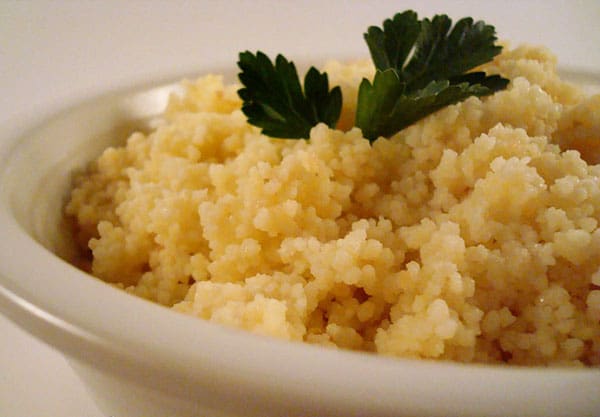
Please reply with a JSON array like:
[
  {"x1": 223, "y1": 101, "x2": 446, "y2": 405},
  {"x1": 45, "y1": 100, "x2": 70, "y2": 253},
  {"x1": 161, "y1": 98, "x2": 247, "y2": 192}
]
[{"x1": 66, "y1": 45, "x2": 600, "y2": 366}]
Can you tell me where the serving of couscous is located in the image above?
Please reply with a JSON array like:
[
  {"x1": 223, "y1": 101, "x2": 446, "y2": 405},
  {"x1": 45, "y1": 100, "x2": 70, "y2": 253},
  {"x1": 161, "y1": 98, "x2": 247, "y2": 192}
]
[{"x1": 66, "y1": 43, "x2": 600, "y2": 367}]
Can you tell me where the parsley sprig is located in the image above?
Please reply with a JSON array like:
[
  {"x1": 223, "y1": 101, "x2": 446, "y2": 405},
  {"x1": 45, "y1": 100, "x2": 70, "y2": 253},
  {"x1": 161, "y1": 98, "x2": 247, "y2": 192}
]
[
  {"x1": 237, "y1": 51, "x2": 342, "y2": 139},
  {"x1": 237, "y1": 10, "x2": 509, "y2": 141},
  {"x1": 357, "y1": 11, "x2": 509, "y2": 140},
  {"x1": 356, "y1": 72, "x2": 503, "y2": 140}
]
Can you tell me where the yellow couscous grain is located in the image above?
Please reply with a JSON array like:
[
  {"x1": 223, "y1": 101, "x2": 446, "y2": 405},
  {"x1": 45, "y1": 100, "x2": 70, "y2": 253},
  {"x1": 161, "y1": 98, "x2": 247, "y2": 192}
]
[{"x1": 66, "y1": 45, "x2": 600, "y2": 366}]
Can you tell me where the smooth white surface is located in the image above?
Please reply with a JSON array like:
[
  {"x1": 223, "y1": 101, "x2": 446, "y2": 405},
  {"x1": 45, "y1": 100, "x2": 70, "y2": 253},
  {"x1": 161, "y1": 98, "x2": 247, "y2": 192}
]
[{"x1": 1, "y1": 1, "x2": 599, "y2": 416}]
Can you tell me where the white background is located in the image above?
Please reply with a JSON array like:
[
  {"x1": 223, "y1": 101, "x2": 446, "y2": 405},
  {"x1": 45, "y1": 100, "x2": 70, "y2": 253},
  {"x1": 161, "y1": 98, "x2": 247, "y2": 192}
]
[{"x1": 1, "y1": 1, "x2": 599, "y2": 416}]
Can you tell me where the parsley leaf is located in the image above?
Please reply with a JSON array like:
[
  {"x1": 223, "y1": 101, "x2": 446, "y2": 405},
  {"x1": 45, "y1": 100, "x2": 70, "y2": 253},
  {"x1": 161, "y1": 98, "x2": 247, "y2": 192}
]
[
  {"x1": 404, "y1": 15, "x2": 504, "y2": 91},
  {"x1": 364, "y1": 12, "x2": 504, "y2": 91},
  {"x1": 357, "y1": 11, "x2": 509, "y2": 141},
  {"x1": 355, "y1": 70, "x2": 406, "y2": 141},
  {"x1": 356, "y1": 70, "x2": 507, "y2": 141},
  {"x1": 237, "y1": 51, "x2": 342, "y2": 139},
  {"x1": 363, "y1": 10, "x2": 421, "y2": 78}
]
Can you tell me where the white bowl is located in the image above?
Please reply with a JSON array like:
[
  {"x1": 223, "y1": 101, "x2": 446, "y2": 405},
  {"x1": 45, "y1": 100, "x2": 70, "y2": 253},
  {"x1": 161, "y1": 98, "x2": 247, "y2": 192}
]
[{"x1": 1, "y1": 71, "x2": 599, "y2": 417}]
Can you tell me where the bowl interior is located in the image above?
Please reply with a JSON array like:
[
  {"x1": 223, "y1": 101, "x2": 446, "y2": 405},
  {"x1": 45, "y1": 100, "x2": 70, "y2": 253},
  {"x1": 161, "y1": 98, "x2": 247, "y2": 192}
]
[{"x1": 1, "y1": 83, "x2": 180, "y2": 261}]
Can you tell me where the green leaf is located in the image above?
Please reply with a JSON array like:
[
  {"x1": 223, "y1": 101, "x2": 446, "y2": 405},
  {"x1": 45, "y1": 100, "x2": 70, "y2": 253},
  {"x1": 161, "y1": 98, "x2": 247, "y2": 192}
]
[
  {"x1": 449, "y1": 71, "x2": 509, "y2": 92},
  {"x1": 404, "y1": 15, "x2": 504, "y2": 91},
  {"x1": 237, "y1": 51, "x2": 342, "y2": 139},
  {"x1": 355, "y1": 69, "x2": 406, "y2": 141},
  {"x1": 357, "y1": 10, "x2": 509, "y2": 140},
  {"x1": 364, "y1": 11, "x2": 504, "y2": 92},
  {"x1": 363, "y1": 10, "x2": 421, "y2": 74},
  {"x1": 356, "y1": 69, "x2": 508, "y2": 142}
]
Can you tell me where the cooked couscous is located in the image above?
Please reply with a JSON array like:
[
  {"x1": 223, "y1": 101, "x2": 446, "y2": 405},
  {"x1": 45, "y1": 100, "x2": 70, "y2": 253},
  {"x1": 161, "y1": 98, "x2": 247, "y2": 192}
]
[{"x1": 66, "y1": 44, "x2": 600, "y2": 366}]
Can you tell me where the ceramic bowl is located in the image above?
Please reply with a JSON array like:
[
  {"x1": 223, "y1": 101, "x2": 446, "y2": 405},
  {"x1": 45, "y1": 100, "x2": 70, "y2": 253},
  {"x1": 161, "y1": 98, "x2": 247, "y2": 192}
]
[{"x1": 0, "y1": 72, "x2": 599, "y2": 417}]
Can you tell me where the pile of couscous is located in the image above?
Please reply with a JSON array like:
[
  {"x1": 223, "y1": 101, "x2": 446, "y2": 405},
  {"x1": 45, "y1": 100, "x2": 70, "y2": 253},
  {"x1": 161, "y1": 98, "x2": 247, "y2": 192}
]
[{"x1": 66, "y1": 44, "x2": 600, "y2": 366}]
